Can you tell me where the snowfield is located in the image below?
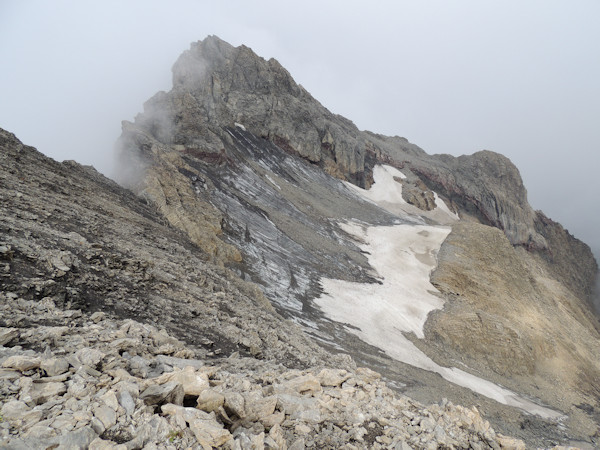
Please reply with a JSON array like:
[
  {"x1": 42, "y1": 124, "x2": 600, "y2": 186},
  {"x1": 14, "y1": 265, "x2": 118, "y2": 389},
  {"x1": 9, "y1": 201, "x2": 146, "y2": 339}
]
[{"x1": 315, "y1": 165, "x2": 562, "y2": 419}]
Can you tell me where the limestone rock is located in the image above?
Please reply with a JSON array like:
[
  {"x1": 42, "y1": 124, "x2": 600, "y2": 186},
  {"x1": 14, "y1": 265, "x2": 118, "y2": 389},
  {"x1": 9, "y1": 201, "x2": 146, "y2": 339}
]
[
  {"x1": 31, "y1": 381, "x2": 67, "y2": 404},
  {"x1": 74, "y1": 348, "x2": 105, "y2": 368},
  {"x1": 196, "y1": 389, "x2": 225, "y2": 413},
  {"x1": 161, "y1": 404, "x2": 232, "y2": 447},
  {"x1": 41, "y1": 357, "x2": 69, "y2": 376},
  {"x1": 0, "y1": 328, "x2": 19, "y2": 345},
  {"x1": 2, "y1": 355, "x2": 41, "y2": 371},
  {"x1": 317, "y1": 368, "x2": 350, "y2": 387},
  {"x1": 153, "y1": 365, "x2": 209, "y2": 395},
  {"x1": 94, "y1": 405, "x2": 117, "y2": 429},
  {"x1": 116, "y1": 389, "x2": 136, "y2": 416},
  {"x1": 139, "y1": 381, "x2": 184, "y2": 406},
  {"x1": 281, "y1": 374, "x2": 321, "y2": 395},
  {"x1": 224, "y1": 392, "x2": 246, "y2": 419}
]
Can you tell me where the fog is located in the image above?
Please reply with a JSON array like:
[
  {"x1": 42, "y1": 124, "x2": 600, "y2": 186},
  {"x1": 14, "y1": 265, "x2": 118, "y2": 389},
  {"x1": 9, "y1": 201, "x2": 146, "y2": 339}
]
[{"x1": 1, "y1": 1, "x2": 599, "y2": 271}]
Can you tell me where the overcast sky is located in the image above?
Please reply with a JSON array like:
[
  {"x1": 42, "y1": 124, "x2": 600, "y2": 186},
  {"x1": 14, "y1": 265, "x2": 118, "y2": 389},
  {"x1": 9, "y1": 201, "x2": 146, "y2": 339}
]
[{"x1": 1, "y1": 0, "x2": 599, "y2": 260}]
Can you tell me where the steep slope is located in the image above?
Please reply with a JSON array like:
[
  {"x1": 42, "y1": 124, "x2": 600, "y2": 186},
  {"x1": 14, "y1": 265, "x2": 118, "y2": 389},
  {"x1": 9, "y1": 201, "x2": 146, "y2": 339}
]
[
  {"x1": 115, "y1": 36, "x2": 600, "y2": 446},
  {"x1": 1, "y1": 128, "x2": 535, "y2": 449},
  {"x1": 0, "y1": 127, "x2": 329, "y2": 367}
]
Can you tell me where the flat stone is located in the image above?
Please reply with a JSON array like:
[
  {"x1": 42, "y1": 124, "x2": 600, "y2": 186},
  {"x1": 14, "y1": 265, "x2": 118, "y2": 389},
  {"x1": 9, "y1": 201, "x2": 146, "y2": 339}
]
[
  {"x1": 31, "y1": 381, "x2": 67, "y2": 404},
  {"x1": 496, "y1": 434, "x2": 526, "y2": 450},
  {"x1": 89, "y1": 437, "x2": 119, "y2": 449},
  {"x1": 295, "y1": 424, "x2": 311, "y2": 434},
  {"x1": 51, "y1": 415, "x2": 76, "y2": 431},
  {"x1": 90, "y1": 312, "x2": 106, "y2": 323},
  {"x1": 94, "y1": 404, "x2": 117, "y2": 429},
  {"x1": 281, "y1": 374, "x2": 321, "y2": 395},
  {"x1": 100, "y1": 390, "x2": 119, "y2": 411},
  {"x1": 127, "y1": 355, "x2": 150, "y2": 378},
  {"x1": 67, "y1": 374, "x2": 90, "y2": 399},
  {"x1": 139, "y1": 381, "x2": 184, "y2": 406},
  {"x1": 356, "y1": 367, "x2": 381, "y2": 383},
  {"x1": 317, "y1": 368, "x2": 350, "y2": 387},
  {"x1": 41, "y1": 357, "x2": 69, "y2": 377},
  {"x1": 161, "y1": 404, "x2": 232, "y2": 447},
  {"x1": 1, "y1": 355, "x2": 41, "y2": 371},
  {"x1": 58, "y1": 426, "x2": 97, "y2": 449},
  {"x1": 90, "y1": 417, "x2": 105, "y2": 435},
  {"x1": 0, "y1": 328, "x2": 19, "y2": 346},
  {"x1": 261, "y1": 410, "x2": 285, "y2": 428},
  {"x1": 23, "y1": 424, "x2": 55, "y2": 439},
  {"x1": 113, "y1": 380, "x2": 140, "y2": 398},
  {"x1": 1, "y1": 400, "x2": 31, "y2": 421},
  {"x1": 243, "y1": 392, "x2": 277, "y2": 422},
  {"x1": 152, "y1": 365, "x2": 209, "y2": 396},
  {"x1": 117, "y1": 389, "x2": 135, "y2": 416},
  {"x1": 196, "y1": 389, "x2": 224, "y2": 413},
  {"x1": 74, "y1": 348, "x2": 105, "y2": 368},
  {"x1": 289, "y1": 438, "x2": 306, "y2": 450},
  {"x1": 224, "y1": 392, "x2": 245, "y2": 419}
]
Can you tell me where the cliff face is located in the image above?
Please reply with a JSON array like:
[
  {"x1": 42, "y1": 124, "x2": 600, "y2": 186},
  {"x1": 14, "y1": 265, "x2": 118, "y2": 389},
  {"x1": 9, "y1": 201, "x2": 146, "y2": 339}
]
[
  {"x1": 5, "y1": 128, "x2": 541, "y2": 450},
  {"x1": 1, "y1": 35, "x2": 592, "y2": 446},
  {"x1": 135, "y1": 36, "x2": 372, "y2": 187},
  {"x1": 120, "y1": 36, "x2": 597, "y2": 299},
  {"x1": 111, "y1": 36, "x2": 600, "y2": 445}
]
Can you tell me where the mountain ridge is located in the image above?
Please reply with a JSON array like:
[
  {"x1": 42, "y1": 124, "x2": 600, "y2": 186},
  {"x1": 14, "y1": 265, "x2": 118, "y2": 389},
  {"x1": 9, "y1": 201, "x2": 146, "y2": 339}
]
[
  {"x1": 113, "y1": 36, "x2": 600, "y2": 444},
  {"x1": 119, "y1": 35, "x2": 597, "y2": 302},
  {"x1": 1, "y1": 35, "x2": 599, "y2": 447}
]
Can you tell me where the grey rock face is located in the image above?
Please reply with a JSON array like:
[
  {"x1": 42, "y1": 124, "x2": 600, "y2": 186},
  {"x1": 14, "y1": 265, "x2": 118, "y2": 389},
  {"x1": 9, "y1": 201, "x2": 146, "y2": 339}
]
[
  {"x1": 118, "y1": 35, "x2": 597, "y2": 305},
  {"x1": 110, "y1": 36, "x2": 600, "y2": 446},
  {"x1": 2, "y1": 33, "x2": 599, "y2": 447},
  {"x1": 139, "y1": 381, "x2": 184, "y2": 406}
]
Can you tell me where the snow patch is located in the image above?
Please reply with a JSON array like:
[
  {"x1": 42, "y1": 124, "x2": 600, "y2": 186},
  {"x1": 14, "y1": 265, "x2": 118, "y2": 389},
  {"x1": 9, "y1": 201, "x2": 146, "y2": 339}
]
[
  {"x1": 345, "y1": 164, "x2": 458, "y2": 225},
  {"x1": 234, "y1": 122, "x2": 246, "y2": 131},
  {"x1": 433, "y1": 191, "x2": 459, "y2": 220},
  {"x1": 315, "y1": 222, "x2": 562, "y2": 419}
]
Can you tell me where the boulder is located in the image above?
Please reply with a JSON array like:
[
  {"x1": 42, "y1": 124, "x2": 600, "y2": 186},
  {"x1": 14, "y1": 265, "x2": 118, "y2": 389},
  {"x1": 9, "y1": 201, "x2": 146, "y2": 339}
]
[
  {"x1": 139, "y1": 381, "x2": 184, "y2": 406},
  {"x1": 74, "y1": 348, "x2": 105, "y2": 368},
  {"x1": 317, "y1": 368, "x2": 350, "y2": 387},
  {"x1": 281, "y1": 374, "x2": 321, "y2": 395},
  {"x1": 161, "y1": 404, "x2": 232, "y2": 447},
  {"x1": 0, "y1": 328, "x2": 19, "y2": 345},
  {"x1": 41, "y1": 357, "x2": 69, "y2": 377},
  {"x1": 196, "y1": 389, "x2": 225, "y2": 413},
  {"x1": 31, "y1": 381, "x2": 67, "y2": 404},
  {"x1": 94, "y1": 405, "x2": 117, "y2": 430},
  {"x1": 153, "y1": 365, "x2": 209, "y2": 396},
  {"x1": 2, "y1": 355, "x2": 41, "y2": 371}
]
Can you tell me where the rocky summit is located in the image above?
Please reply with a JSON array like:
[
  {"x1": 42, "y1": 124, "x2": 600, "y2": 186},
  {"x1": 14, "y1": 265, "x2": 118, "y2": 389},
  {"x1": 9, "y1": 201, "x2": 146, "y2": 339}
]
[{"x1": 1, "y1": 35, "x2": 599, "y2": 449}]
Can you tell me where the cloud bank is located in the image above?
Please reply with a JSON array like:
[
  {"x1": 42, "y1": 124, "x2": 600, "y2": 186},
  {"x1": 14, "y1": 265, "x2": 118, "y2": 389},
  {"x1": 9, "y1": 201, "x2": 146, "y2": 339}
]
[{"x1": 0, "y1": 0, "x2": 599, "y2": 265}]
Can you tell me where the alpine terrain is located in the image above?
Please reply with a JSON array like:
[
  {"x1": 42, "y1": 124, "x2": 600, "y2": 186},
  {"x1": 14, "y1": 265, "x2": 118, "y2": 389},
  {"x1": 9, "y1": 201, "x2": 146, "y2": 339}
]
[{"x1": 1, "y1": 36, "x2": 599, "y2": 449}]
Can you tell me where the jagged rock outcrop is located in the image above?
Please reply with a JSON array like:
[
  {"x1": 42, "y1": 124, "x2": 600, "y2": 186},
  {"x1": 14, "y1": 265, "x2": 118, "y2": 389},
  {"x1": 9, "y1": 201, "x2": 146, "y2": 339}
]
[
  {"x1": 0, "y1": 127, "x2": 328, "y2": 367},
  {"x1": 0, "y1": 128, "x2": 536, "y2": 449},
  {"x1": 134, "y1": 36, "x2": 373, "y2": 187},
  {"x1": 119, "y1": 36, "x2": 596, "y2": 302},
  {"x1": 422, "y1": 221, "x2": 600, "y2": 439},
  {"x1": 111, "y1": 36, "x2": 600, "y2": 446},
  {"x1": 405, "y1": 151, "x2": 547, "y2": 249}
]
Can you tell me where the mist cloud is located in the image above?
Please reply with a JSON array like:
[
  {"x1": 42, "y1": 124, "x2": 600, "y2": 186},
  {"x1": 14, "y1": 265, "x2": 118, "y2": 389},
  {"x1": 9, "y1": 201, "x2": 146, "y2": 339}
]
[{"x1": 0, "y1": 0, "x2": 599, "y2": 260}]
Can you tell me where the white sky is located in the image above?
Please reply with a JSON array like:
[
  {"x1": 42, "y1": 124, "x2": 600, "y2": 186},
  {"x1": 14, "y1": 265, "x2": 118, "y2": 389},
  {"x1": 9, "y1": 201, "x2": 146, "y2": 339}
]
[{"x1": 0, "y1": 0, "x2": 599, "y2": 259}]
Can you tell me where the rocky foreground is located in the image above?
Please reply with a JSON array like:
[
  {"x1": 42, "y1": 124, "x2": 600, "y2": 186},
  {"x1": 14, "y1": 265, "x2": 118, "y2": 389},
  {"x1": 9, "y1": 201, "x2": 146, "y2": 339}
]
[
  {"x1": 0, "y1": 126, "x2": 541, "y2": 450},
  {"x1": 3, "y1": 34, "x2": 599, "y2": 447},
  {"x1": 0, "y1": 299, "x2": 528, "y2": 450}
]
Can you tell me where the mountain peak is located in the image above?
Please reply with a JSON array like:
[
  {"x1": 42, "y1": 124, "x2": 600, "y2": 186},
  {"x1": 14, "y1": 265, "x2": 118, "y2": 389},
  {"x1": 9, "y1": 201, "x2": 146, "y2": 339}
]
[{"x1": 172, "y1": 35, "x2": 300, "y2": 98}]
